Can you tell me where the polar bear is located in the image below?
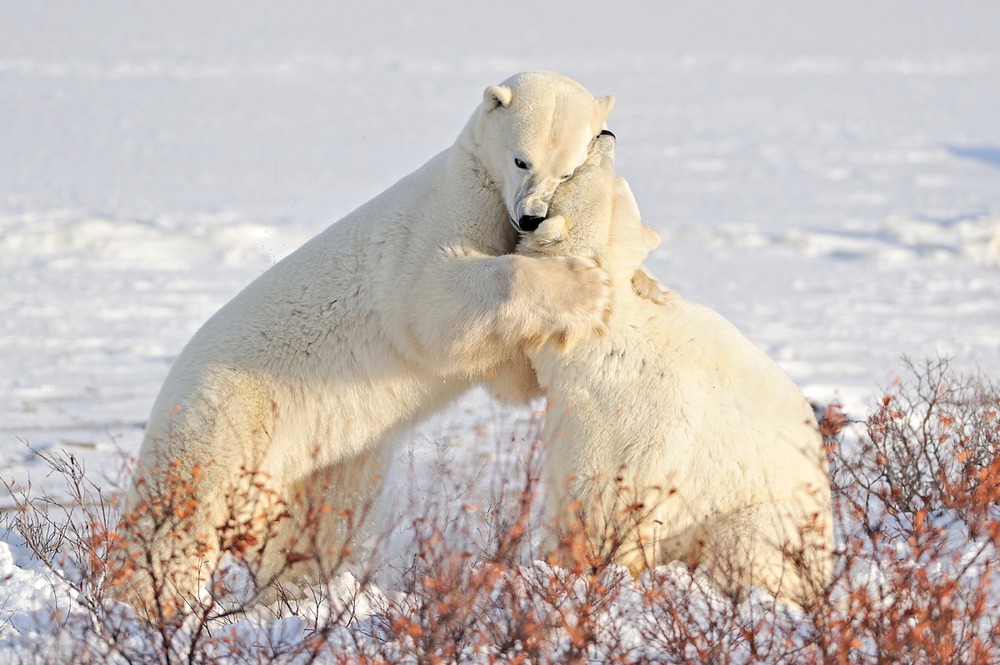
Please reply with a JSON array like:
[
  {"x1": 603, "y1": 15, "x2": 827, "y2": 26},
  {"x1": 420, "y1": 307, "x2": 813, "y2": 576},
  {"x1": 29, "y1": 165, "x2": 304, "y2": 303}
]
[
  {"x1": 117, "y1": 72, "x2": 617, "y2": 614},
  {"x1": 517, "y1": 133, "x2": 834, "y2": 606}
]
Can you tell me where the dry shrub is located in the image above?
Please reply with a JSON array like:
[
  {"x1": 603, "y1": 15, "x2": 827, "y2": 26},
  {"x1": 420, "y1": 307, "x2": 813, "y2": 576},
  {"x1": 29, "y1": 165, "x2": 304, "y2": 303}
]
[
  {"x1": 833, "y1": 356, "x2": 1000, "y2": 536},
  {"x1": 369, "y1": 357, "x2": 1000, "y2": 663},
  {"x1": 2, "y1": 448, "x2": 377, "y2": 664},
  {"x1": 811, "y1": 356, "x2": 1000, "y2": 664},
  {"x1": 2, "y1": 356, "x2": 999, "y2": 664}
]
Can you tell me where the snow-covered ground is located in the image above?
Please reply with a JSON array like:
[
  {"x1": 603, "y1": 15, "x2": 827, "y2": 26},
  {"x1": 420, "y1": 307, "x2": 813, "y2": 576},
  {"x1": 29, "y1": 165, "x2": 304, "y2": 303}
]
[{"x1": 2, "y1": 2, "x2": 999, "y2": 660}]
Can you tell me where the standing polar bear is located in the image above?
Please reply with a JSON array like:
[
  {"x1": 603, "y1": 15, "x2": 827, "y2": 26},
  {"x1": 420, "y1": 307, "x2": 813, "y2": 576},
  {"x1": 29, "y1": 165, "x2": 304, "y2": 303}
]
[
  {"x1": 119, "y1": 72, "x2": 617, "y2": 614},
  {"x1": 518, "y1": 133, "x2": 834, "y2": 606}
]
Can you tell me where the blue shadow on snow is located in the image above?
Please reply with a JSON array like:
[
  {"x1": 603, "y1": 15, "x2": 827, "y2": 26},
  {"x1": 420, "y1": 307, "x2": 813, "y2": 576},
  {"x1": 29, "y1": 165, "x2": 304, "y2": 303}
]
[{"x1": 947, "y1": 145, "x2": 1000, "y2": 169}]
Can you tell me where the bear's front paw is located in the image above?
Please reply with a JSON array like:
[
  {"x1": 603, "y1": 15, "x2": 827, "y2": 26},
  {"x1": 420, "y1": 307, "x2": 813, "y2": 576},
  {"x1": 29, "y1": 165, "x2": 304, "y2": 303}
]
[
  {"x1": 631, "y1": 267, "x2": 673, "y2": 305},
  {"x1": 534, "y1": 255, "x2": 612, "y2": 351}
]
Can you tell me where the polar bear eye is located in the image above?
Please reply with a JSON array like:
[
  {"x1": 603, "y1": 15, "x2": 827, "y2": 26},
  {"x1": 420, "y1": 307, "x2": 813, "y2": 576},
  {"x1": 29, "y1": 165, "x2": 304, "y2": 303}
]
[
  {"x1": 560, "y1": 173, "x2": 573, "y2": 182},
  {"x1": 514, "y1": 158, "x2": 529, "y2": 170}
]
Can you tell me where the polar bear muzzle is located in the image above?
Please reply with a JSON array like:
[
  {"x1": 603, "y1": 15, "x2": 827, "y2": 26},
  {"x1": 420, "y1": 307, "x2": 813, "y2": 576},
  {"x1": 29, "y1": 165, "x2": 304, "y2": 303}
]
[{"x1": 518, "y1": 130, "x2": 617, "y2": 236}]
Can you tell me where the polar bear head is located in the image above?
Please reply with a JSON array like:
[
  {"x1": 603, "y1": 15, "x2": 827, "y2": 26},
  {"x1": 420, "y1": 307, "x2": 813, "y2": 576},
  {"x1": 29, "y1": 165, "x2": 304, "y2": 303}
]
[
  {"x1": 517, "y1": 132, "x2": 660, "y2": 275},
  {"x1": 472, "y1": 71, "x2": 615, "y2": 232}
]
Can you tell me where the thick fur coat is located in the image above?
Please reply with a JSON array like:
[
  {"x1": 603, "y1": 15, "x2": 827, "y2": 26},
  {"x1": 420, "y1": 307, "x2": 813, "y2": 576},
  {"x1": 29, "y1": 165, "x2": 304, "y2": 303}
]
[
  {"x1": 121, "y1": 72, "x2": 616, "y2": 612},
  {"x1": 517, "y1": 134, "x2": 834, "y2": 606}
]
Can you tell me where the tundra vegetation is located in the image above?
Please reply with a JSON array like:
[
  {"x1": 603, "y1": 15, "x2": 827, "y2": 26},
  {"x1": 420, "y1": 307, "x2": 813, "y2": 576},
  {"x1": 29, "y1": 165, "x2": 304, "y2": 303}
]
[{"x1": 3, "y1": 357, "x2": 999, "y2": 664}]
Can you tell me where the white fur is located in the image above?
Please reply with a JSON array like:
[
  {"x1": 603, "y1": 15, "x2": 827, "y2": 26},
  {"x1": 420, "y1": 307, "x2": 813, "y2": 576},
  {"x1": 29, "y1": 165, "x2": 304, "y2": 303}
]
[
  {"x1": 121, "y1": 72, "x2": 616, "y2": 612},
  {"x1": 518, "y1": 136, "x2": 834, "y2": 606}
]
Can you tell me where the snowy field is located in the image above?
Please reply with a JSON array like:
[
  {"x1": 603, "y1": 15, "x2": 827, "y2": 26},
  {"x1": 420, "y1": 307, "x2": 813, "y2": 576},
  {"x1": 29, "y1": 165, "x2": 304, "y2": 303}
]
[{"x1": 2, "y1": 1, "x2": 999, "y2": 661}]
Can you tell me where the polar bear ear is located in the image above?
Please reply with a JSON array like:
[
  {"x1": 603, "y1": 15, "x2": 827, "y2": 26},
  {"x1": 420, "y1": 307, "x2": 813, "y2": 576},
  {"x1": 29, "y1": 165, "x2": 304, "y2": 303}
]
[
  {"x1": 641, "y1": 226, "x2": 662, "y2": 252},
  {"x1": 483, "y1": 85, "x2": 514, "y2": 111},
  {"x1": 594, "y1": 95, "x2": 616, "y2": 122}
]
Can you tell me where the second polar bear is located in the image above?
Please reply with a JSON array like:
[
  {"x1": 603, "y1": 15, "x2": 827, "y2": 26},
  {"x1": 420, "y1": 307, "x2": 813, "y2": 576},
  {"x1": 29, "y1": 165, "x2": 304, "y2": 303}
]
[
  {"x1": 517, "y1": 133, "x2": 834, "y2": 606},
  {"x1": 118, "y1": 72, "x2": 616, "y2": 614}
]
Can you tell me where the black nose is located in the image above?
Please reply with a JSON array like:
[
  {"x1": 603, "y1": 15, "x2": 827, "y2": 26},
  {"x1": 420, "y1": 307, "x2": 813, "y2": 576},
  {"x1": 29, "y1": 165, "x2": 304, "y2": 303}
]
[{"x1": 518, "y1": 215, "x2": 546, "y2": 232}]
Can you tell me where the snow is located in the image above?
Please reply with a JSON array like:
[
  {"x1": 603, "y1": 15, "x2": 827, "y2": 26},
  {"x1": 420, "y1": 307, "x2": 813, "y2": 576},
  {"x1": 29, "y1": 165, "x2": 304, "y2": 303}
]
[{"x1": 1, "y1": 1, "x2": 999, "y2": 661}]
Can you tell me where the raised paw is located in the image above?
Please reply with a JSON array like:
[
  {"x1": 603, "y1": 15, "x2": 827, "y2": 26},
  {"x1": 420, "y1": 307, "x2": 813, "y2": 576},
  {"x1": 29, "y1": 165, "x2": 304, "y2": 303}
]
[
  {"x1": 513, "y1": 254, "x2": 612, "y2": 351},
  {"x1": 631, "y1": 267, "x2": 673, "y2": 305}
]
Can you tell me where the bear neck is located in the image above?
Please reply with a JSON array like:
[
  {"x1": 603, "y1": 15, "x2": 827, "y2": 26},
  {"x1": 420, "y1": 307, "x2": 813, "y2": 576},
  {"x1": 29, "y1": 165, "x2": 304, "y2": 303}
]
[{"x1": 454, "y1": 109, "x2": 500, "y2": 195}]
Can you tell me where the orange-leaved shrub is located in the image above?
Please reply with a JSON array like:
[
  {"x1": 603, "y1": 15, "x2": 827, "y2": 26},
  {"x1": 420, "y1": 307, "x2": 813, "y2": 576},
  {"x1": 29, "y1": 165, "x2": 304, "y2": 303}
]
[{"x1": 1, "y1": 356, "x2": 997, "y2": 663}]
